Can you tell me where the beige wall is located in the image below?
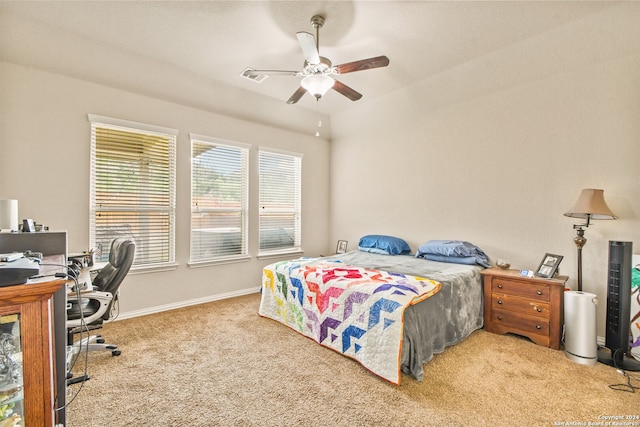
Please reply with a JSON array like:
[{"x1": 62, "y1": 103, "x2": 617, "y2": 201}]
[
  {"x1": 330, "y1": 52, "x2": 640, "y2": 338},
  {"x1": 0, "y1": 62, "x2": 331, "y2": 317}
]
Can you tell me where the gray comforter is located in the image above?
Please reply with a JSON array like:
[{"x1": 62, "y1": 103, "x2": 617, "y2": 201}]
[{"x1": 322, "y1": 251, "x2": 484, "y2": 381}]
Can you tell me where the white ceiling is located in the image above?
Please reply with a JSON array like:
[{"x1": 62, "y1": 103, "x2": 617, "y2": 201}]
[{"x1": 0, "y1": 1, "x2": 638, "y2": 121}]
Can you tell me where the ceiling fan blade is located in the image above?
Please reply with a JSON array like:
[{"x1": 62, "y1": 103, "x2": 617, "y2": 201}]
[
  {"x1": 286, "y1": 86, "x2": 307, "y2": 104},
  {"x1": 296, "y1": 32, "x2": 320, "y2": 65},
  {"x1": 335, "y1": 56, "x2": 390, "y2": 74},
  {"x1": 332, "y1": 80, "x2": 362, "y2": 101},
  {"x1": 242, "y1": 68, "x2": 299, "y2": 77}
]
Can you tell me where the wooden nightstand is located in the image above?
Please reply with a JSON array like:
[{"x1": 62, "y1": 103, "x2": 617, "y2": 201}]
[{"x1": 480, "y1": 268, "x2": 568, "y2": 350}]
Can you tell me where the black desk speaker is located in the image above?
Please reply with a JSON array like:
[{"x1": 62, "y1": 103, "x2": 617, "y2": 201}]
[{"x1": 597, "y1": 241, "x2": 640, "y2": 371}]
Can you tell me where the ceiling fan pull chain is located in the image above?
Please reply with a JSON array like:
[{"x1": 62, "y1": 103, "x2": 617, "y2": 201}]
[{"x1": 315, "y1": 100, "x2": 322, "y2": 138}]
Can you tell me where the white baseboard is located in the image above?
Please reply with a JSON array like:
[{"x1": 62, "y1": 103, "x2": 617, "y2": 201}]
[{"x1": 110, "y1": 287, "x2": 261, "y2": 322}]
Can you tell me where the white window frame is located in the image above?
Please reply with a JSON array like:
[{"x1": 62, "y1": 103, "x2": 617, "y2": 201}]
[
  {"x1": 258, "y1": 147, "x2": 303, "y2": 258},
  {"x1": 189, "y1": 134, "x2": 250, "y2": 266},
  {"x1": 88, "y1": 114, "x2": 177, "y2": 272}
]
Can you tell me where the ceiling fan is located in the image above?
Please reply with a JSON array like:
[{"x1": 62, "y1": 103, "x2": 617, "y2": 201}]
[{"x1": 242, "y1": 15, "x2": 390, "y2": 104}]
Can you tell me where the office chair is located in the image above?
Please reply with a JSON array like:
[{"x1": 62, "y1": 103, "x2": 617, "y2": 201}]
[{"x1": 67, "y1": 237, "x2": 135, "y2": 359}]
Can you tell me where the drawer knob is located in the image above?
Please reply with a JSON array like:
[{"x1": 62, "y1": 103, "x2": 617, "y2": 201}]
[
  {"x1": 536, "y1": 307, "x2": 542, "y2": 312},
  {"x1": 537, "y1": 291, "x2": 543, "y2": 295},
  {"x1": 536, "y1": 325, "x2": 541, "y2": 330},
  {"x1": 497, "y1": 315, "x2": 503, "y2": 320},
  {"x1": 497, "y1": 284, "x2": 503, "y2": 289},
  {"x1": 497, "y1": 299, "x2": 503, "y2": 304}
]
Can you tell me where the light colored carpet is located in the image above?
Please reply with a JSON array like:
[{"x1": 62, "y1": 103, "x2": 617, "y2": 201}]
[{"x1": 66, "y1": 293, "x2": 638, "y2": 426}]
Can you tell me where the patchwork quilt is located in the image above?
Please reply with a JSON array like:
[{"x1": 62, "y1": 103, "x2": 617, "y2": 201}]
[{"x1": 258, "y1": 258, "x2": 441, "y2": 384}]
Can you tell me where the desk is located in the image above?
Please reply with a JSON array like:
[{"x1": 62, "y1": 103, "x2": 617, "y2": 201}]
[{"x1": 0, "y1": 232, "x2": 68, "y2": 426}]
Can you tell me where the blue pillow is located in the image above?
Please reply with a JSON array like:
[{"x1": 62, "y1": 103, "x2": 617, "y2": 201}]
[
  {"x1": 415, "y1": 240, "x2": 490, "y2": 268},
  {"x1": 358, "y1": 246, "x2": 391, "y2": 255},
  {"x1": 419, "y1": 254, "x2": 484, "y2": 267},
  {"x1": 358, "y1": 235, "x2": 411, "y2": 255}
]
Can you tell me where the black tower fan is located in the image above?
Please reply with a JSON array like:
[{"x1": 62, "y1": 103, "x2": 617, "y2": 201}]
[{"x1": 597, "y1": 241, "x2": 640, "y2": 370}]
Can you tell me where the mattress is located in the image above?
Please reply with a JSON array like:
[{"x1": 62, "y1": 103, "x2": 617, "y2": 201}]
[{"x1": 260, "y1": 250, "x2": 484, "y2": 382}]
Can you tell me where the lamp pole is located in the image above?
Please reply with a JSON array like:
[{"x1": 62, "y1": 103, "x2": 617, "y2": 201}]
[{"x1": 573, "y1": 226, "x2": 587, "y2": 292}]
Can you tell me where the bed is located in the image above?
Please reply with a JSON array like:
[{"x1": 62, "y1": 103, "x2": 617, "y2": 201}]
[{"x1": 258, "y1": 240, "x2": 486, "y2": 385}]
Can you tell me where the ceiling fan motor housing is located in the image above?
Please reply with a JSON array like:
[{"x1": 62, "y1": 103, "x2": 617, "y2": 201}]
[{"x1": 304, "y1": 57, "x2": 333, "y2": 75}]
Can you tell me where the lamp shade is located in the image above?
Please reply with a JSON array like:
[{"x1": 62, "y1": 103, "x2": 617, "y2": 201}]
[
  {"x1": 564, "y1": 189, "x2": 617, "y2": 220},
  {"x1": 301, "y1": 75, "x2": 335, "y2": 99}
]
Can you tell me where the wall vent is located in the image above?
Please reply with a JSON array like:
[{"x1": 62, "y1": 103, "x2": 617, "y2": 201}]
[{"x1": 240, "y1": 68, "x2": 267, "y2": 83}]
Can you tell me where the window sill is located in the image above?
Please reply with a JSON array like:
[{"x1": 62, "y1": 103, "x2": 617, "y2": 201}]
[
  {"x1": 257, "y1": 249, "x2": 304, "y2": 261},
  {"x1": 130, "y1": 263, "x2": 179, "y2": 275},
  {"x1": 187, "y1": 255, "x2": 251, "y2": 269}
]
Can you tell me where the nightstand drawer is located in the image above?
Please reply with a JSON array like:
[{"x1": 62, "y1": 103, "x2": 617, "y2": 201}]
[
  {"x1": 491, "y1": 309, "x2": 550, "y2": 336},
  {"x1": 492, "y1": 279, "x2": 550, "y2": 302},
  {"x1": 491, "y1": 294, "x2": 551, "y2": 318}
]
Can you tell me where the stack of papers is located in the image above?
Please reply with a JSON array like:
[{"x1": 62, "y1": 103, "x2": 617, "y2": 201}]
[{"x1": 0, "y1": 253, "x2": 23, "y2": 262}]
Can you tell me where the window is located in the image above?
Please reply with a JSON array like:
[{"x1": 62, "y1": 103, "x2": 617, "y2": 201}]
[
  {"x1": 89, "y1": 114, "x2": 177, "y2": 268},
  {"x1": 258, "y1": 148, "x2": 302, "y2": 255},
  {"x1": 190, "y1": 134, "x2": 249, "y2": 263}
]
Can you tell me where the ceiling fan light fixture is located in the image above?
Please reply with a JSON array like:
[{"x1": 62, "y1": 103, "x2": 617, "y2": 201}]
[{"x1": 301, "y1": 75, "x2": 335, "y2": 99}]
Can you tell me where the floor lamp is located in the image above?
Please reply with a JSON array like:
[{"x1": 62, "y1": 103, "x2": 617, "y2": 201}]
[{"x1": 563, "y1": 189, "x2": 617, "y2": 292}]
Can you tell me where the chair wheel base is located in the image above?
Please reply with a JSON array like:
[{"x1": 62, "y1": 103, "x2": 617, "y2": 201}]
[
  {"x1": 67, "y1": 374, "x2": 90, "y2": 385},
  {"x1": 112, "y1": 350, "x2": 121, "y2": 356}
]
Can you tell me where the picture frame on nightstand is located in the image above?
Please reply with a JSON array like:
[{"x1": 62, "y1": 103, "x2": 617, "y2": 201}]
[
  {"x1": 535, "y1": 253, "x2": 563, "y2": 278},
  {"x1": 22, "y1": 218, "x2": 35, "y2": 233},
  {"x1": 336, "y1": 240, "x2": 348, "y2": 254}
]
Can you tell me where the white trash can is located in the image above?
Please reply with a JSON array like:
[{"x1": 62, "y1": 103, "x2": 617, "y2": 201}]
[{"x1": 564, "y1": 291, "x2": 598, "y2": 365}]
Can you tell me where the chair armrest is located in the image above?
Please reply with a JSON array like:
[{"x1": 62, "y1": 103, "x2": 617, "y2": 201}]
[{"x1": 67, "y1": 291, "x2": 114, "y2": 327}]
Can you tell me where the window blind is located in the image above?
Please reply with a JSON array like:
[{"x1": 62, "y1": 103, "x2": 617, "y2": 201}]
[
  {"x1": 89, "y1": 115, "x2": 177, "y2": 267},
  {"x1": 190, "y1": 135, "x2": 249, "y2": 262},
  {"x1": 258, "y1": 149, "x2": 302, "y2": 253}
]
